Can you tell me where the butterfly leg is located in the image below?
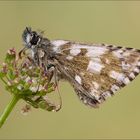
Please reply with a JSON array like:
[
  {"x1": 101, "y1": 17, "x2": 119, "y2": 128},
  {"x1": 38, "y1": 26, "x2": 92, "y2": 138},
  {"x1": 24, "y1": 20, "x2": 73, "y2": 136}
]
[
  {"x1": 53, "y1": 67, "x2": 62, "y2": 111},
  {"x1": 32, "y1": 48, "x2": 40, "y2": 66},
  {"x1": 18, "y1": 47, "x2": 27, "y2": 59},
  {"x1": 46, "y1": 64, "x2": 62, "y2": 111}
]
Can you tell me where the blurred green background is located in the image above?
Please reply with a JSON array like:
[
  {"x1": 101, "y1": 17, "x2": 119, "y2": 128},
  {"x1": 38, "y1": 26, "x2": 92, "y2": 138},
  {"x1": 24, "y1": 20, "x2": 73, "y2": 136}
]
[{"x1": 0, "y1": 1, "x2": 140, "y2": 139}]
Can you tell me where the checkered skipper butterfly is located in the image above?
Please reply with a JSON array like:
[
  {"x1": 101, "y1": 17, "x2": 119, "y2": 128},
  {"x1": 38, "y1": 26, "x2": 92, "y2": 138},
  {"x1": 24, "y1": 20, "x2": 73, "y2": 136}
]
[{"x1": 20, "y1": 27, "x2": 140, "y2": 108}]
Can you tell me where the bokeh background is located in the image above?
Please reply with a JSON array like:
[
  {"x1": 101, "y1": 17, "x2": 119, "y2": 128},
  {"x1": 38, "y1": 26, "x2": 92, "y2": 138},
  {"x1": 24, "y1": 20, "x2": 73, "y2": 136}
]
[{"x1": 0, "y1": 1, "x2": 140, "y2": 139}]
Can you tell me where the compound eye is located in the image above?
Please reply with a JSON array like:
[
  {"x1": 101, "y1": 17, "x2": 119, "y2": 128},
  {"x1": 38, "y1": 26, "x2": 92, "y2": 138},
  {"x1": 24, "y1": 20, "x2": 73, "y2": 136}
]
[{"x1": 30, "y1": 32, "x2": 39, "y2": 45}]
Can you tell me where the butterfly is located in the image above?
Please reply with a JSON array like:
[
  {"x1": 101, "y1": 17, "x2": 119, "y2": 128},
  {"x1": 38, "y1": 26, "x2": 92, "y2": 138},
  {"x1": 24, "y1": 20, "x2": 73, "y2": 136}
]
[{"x1": 20, "y1": 27, "x2": 140, "y2": 108}]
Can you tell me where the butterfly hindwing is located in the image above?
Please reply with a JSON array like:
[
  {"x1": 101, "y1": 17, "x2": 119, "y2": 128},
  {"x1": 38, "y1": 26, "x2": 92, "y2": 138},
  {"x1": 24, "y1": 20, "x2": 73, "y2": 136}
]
[{"x1": 51, "y1": 40, "x2": 140, "y2": 108}]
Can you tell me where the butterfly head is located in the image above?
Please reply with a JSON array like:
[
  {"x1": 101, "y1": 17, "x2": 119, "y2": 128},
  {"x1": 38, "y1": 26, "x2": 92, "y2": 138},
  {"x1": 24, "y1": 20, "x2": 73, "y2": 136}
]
[{"x1": 22, "y1": 27, "x2": 41, "y2": 48}]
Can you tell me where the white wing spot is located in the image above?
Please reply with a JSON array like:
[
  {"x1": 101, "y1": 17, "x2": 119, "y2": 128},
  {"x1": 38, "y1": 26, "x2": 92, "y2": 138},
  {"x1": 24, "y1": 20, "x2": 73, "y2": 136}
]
[
  {"x1": 109, "y1": 70, "x2": 125, "y2": 82},
  {"x1": 123, "y1": 51, "x2": 130, "y2": 57},
  {"x1": 51, "y1": 40, "x2": 69, "y2": 52},
  {"x1": 66, "y1": 55, "x2": 73, "y2": 60},
  {"x1": 124, "y1": 77, "x2": 130, "y2": 84},
  {"x1": 122, "y1": 61, "x2": 131, "y2": 70},
  {"x1": 86, "y1": 47, "x2": 107, "y2": 57},
  {"x1": 113, "y1": 49, "x2": 124, "y2": 58},
  {"x1": 105, "y1": 58, "x2": 110, "y2": 64},
  {"x1": 87, "y1": 61, "x2": 105, "y2": 74},
  {"x1": 51, "y1": 40, "x2": 68, "y2": 47},
  {"x1": 80, "y1": 72, "x2": 85, "y2": 76},
  {"x1": 90, "y1": 88, "x2": 100, "y2": 100},
  {"x1": 111, "y1": 84, "x2": 120, "y2": 93},
  {"x1": 64, "y1": 66, "x2": 68, "y2": 70},
  {"x1": 102, "y1": 91, "x2": 112, "y2": 99},
  {"x1": 70, "y1": 48, "x2": 81, "y2": 56},
  {"x1": 69, "y1": 44, "x2": 107, "y2": 57},
  {"x1": 75, "y1": 75, "x2": 82, "y2": 84},
  {"x1": 91, "y1": 58, "x2": 101, "y2": 63},
  {"x1": 92, "y1": 81, "x2": 99, "y2": 89},
  {"x1": 138, "y1": 61, "x2": 140, "y2": 66},
  {"x1": 129, "y1": 72, "x2": 135, "y2": 79},
  {"x1": 134, "y1": 67, "x2": 140, "y2": 73}
]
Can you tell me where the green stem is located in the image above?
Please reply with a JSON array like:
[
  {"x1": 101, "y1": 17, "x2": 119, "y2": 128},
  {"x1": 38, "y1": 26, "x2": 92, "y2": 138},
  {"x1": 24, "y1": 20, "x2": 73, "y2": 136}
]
[
  {"x1": 0, "y1": 94, "x2": 20, "y2": 128},
  {"x1": 0, "y1": 77, "x2": 7, "y2": 85}
]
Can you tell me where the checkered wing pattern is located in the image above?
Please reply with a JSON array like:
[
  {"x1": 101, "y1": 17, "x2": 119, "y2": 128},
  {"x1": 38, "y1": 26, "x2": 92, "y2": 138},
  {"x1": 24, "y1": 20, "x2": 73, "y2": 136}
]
[{"x1": 51, "y1": 40, "x2": 140, "y2": 108}]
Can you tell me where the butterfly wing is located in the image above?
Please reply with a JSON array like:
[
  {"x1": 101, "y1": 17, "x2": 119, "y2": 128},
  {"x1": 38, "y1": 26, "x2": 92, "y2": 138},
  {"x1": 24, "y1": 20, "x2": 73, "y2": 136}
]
[{"x1": 51, "y1": 40, "x2": 140, "y2": 108}]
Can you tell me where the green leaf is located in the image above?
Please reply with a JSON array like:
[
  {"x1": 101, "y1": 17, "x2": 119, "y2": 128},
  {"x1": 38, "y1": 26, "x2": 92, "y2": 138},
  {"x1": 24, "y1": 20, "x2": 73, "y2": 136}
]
[
  {"x1": 5, "y1": 55, "x2": 14, "y2": 64},
  {"x1": 38, "y1": 100, "x2": 55, "y2": 111},
  {"x1": 7, "y1": 69, "x2": 15, "y2": 80},
  {"x1": 0, "y1": 71, "x2": 6, "y2": 78}
]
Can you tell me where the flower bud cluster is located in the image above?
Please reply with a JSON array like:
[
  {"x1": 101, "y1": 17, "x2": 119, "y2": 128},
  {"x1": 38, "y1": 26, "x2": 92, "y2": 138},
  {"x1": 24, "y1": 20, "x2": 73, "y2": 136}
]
[{"x1": 0, "y1": 48, "x2": 59, "y2": 112}]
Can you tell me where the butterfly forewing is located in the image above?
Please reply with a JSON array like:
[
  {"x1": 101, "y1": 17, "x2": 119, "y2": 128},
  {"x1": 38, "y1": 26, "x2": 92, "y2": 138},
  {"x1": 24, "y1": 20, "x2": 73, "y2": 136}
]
[{"x1": 51, "y1": 40, "x2": 140, "y2": 108}]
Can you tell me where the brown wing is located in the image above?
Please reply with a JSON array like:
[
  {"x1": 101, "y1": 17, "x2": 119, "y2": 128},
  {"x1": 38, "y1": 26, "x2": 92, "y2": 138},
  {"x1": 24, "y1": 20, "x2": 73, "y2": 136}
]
[{"x1": 51, "y1": 40, "x2": 140, "y2": 108}]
